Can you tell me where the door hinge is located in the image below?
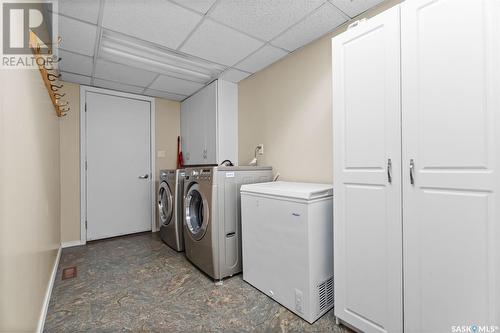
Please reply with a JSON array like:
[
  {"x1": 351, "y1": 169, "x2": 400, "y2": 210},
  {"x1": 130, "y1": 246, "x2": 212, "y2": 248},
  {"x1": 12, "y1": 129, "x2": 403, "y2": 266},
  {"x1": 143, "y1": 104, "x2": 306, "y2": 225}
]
[
  {"x1": 85, "y1": 103, "x2": 87, "y2": 112},
  {"x1": 85, "y1": 161, "x2": 87, "y2": 170},
  {"x1": 85, "y1": 220, "x2": 87, "y2": 229}
]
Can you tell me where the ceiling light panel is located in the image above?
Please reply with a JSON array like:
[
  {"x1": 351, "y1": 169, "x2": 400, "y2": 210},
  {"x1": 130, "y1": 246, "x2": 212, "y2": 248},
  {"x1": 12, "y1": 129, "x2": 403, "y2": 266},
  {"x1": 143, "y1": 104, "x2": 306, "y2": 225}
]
[
  {"x1": 55, "y1": 0, "x2": 100, "y2": 24},
  {"x1": 149, "y1": 75, "x2": 205, "y2": 96},
  {"x1": 328, "y1": 0, "x2": 385, "y2": 18},
  {"x1": 144, "y1": 89, "x2": 187, "y2": 101},
  {"x1": 94, "y1": 59, "x2": 158, "y2": 87},
  {"x1": 60, "y1": 71, "x2": 92, "y2": 85},
  {"x1": 235, "y1": 45, "x2": 288, "y2": 73},
  {"x1": 219, "y1": 68, "x2": 252, "y2": 83},
  {"x1": 180, "y1": 20, "x2": 264, "y2": 66},
  {"x1": 98, "y1": 31, "x2": 226, "y2": 83},
  {"x1": 58, "y1": 49, "x2": 93, "y2": 76},
  {"x1": 209, "y1": 0, "x2": 324, "y2": 40},
  {"x1": 102, "y1": 0, "x2": 203, "y2": 50},
  {"x1": 272, "y1": 3, "x2": 348, "y2": 52},
  {"x1": 93, "y1": 78, "x2": 146, "y2": 94},
  {"x1": 58, "y1": 15, "x2": 97, "y2": 56},
  {"x1": 171, "y1": 0, "x2": 217, "y2": 14}
]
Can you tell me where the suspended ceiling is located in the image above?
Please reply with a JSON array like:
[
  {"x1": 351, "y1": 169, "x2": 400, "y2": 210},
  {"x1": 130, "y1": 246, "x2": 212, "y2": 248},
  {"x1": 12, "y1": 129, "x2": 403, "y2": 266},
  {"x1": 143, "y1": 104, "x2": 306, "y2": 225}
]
[{"x1": 55, "y1": 0, "x2": 385, "y2": 101}]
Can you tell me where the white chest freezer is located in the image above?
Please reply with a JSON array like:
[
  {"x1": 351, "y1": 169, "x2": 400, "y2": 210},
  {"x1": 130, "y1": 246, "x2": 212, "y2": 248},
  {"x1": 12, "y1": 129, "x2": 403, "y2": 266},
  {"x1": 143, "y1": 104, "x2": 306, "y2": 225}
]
[{"x1": 240, "y1": 181, "x2": 334, "y2": 323}]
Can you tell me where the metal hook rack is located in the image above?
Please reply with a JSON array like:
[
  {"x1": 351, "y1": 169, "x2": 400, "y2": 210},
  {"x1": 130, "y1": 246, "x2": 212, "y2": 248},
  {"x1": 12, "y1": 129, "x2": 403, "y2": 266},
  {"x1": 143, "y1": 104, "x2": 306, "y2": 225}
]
[
  {"x1": 50, "y1": 83, "x2": 63, "y2": 91},
  {"x1": 29, "y1": 32, "x2": 70, "y2": 117},
  {"x1": 47, "y1": 73, "x2": 61, "y2": 81}
]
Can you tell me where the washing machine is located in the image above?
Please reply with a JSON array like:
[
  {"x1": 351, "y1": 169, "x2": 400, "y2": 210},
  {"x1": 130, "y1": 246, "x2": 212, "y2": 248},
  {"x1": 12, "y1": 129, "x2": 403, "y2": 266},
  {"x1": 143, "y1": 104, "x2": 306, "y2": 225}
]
[
  {"x1": 183, "y1": 166, "x2": 273, "y2": 280},
  {"x1": 158, "y1": 169, "x2": 185, "y2": 251}
]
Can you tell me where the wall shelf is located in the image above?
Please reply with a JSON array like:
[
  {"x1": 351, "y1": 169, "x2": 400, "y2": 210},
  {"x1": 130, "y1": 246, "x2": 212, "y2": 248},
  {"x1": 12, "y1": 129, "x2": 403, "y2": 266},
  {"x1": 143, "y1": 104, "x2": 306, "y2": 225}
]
[{"x1": 30, "y1": 32, "x2": 69, "y2": 117}]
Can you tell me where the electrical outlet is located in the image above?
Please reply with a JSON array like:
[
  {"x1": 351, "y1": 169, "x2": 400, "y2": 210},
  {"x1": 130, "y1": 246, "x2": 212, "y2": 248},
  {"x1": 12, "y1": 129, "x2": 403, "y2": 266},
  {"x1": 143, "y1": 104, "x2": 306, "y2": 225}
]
[{"x1": 256, "y1": 144, "x2": 264, "y2": 155}]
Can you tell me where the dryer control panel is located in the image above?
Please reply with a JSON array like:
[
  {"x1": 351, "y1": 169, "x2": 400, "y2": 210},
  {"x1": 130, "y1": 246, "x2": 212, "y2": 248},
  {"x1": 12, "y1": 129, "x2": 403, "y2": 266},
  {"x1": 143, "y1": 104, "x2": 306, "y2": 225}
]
[
  {"x1": 199, "y1": 168, "x2": 213, "y2": 181},
  {"x1": 185, "y1": 167, "x2": 213, "y2": 182}
]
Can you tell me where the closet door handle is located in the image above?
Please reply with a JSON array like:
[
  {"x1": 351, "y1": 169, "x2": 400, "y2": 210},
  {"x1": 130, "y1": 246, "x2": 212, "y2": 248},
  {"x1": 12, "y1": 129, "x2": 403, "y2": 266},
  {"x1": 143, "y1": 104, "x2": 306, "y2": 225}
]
[
  {"x1": 387, "y1": 158, "x2": 392, "y2": 184},
  {"x1": 409, "y1": 159, "x2": 415, "y2": 185}
]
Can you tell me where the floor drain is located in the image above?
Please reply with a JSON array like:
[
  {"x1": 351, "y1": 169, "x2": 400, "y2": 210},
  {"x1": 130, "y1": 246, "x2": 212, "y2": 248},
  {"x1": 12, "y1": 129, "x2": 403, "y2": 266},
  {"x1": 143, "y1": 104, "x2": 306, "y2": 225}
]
[{"x1": 62, "y1": 266, "x2": 77, "y2": 280}]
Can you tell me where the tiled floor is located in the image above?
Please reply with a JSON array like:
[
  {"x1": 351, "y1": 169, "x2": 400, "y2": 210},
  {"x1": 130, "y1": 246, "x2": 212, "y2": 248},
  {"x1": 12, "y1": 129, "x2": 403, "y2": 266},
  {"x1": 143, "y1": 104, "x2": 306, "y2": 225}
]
[{"x1": 45, "y1": 233, "x2": 350, "y2": 332}]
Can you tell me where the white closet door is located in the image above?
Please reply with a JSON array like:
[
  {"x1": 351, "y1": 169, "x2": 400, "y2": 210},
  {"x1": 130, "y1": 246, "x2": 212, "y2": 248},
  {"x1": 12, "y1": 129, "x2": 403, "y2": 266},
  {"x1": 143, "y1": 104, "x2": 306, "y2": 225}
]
[
  {"x1": 332, "y1": 6, "x2": 402, "y2": 333},
  {"x1": 402, "y1": 0, "x2": 500, "y2": 332},
  {"x1": 202, "y1": 81, "x2": 217, "y2": 164},
  {"x1": 180, "y1": 97, "x2": 192, "y2": 164},
  {"x1": 189, "y1": 94, "x2": 205, "y2": 165}
]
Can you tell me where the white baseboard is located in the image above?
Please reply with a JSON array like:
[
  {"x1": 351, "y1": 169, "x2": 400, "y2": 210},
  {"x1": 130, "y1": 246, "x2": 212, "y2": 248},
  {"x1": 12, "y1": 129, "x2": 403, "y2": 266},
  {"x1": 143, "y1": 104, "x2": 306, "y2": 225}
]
[
  {"x1": 36, "y1": 245, "x2": 61, "y2": 333},
  {"x1": 61, "y1": 240, "x2": 85, "y2": 248}
]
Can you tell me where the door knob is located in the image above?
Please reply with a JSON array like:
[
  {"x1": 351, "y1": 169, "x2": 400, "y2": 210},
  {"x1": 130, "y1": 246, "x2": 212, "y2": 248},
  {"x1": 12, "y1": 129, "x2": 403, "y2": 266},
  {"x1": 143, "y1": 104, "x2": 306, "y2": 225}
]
[{"x1": 138, "y1": 174, "x2": 149, "y2": 179}]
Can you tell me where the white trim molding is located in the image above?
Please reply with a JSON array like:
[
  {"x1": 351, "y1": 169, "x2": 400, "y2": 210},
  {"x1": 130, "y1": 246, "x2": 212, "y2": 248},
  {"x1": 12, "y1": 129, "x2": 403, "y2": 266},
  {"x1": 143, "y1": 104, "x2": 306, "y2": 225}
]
[
  {"x1": 37, "y1": 246, "x2": 61, "y2": 333},
  {"x1": 61, "y1": 240, "x2": 86, "y2": 248},
  {"x1": 79, "y1": 85, "x2": 157, "y2": 243}
]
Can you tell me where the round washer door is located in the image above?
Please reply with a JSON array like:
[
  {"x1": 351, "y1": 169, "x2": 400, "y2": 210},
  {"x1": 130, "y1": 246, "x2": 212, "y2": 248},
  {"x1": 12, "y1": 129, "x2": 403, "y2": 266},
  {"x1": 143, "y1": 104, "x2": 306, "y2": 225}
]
[
  {"x1": 158, "y1": 181, "x2": 173, "y2": 226},
  {"x1": 184, "y1": 183, "x2": 209, "y2": 241}
]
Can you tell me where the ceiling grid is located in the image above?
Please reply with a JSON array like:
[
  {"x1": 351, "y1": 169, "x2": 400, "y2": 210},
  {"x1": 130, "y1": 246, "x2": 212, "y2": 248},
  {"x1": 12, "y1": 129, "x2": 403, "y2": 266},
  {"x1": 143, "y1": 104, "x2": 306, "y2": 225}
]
[{"x1": 55, "y1": 0, "x2": 385, "y2": 101}]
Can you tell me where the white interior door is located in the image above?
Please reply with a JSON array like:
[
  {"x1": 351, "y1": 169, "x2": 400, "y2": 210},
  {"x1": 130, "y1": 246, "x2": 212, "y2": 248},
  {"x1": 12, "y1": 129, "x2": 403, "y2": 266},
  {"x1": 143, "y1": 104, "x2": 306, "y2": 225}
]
[
  {"x1": 402, "y1": 0, "x2": 500, "y2": 331},
  {"x1": 332, "y1": 6, "x2": 402, "y2": 333},
  {"x1": 86, "y1": 91, "x2": 152, "y2": 241}
]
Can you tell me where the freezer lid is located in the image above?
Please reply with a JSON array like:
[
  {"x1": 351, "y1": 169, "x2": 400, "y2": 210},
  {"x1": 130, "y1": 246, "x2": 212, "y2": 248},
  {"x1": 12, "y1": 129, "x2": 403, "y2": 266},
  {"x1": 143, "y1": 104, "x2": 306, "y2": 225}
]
[
  {"x1": 240, "y1": 181, "x2": 333, "y2": 200},
  {"x1": 217, "y1": 166, "x2": 273, "y2": 171}
]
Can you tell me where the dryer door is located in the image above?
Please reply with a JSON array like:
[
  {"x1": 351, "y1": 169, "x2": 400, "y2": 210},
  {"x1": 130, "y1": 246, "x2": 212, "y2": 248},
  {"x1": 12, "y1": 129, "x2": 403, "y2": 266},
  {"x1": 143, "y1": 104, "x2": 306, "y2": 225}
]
[
  {"x1": 184, "y1": 183, "x2": 209, "y2": 241},
  {"x1": 158, "y1": 181, "x2": 173, "y2": 226}
]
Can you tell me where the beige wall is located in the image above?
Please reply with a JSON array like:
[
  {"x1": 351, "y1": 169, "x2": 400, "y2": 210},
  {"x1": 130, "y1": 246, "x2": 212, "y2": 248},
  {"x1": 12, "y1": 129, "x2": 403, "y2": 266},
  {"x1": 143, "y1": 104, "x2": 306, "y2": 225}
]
[
  {"x1": 155, "y1": 98, "x2": 181, "y2": 173},
  {"x1": 238, "y1": 0, "x2": 400, "y2": 184},
  {"x1": 59, "y1": 82, "x2": 81, "y2": 243},
  {"x1": 154, "y1": 98, "x2": 181, "y2": 229},
  {"x1": 59, "y1": 83, "x2": 181, "y2": 243},
  {"x1": 0, "y1": 70, "x2": 61, "y2": 330},
  {"x1": 239, "y1": 35, "x2": 334, "y2": 183}
]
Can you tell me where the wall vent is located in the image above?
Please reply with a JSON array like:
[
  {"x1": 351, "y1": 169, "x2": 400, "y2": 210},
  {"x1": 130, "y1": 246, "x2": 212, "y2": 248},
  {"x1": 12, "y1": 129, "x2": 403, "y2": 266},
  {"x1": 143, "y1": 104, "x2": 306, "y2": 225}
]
[{"x1": 318, "y1": 276, "x2": 334, "y2": 313}]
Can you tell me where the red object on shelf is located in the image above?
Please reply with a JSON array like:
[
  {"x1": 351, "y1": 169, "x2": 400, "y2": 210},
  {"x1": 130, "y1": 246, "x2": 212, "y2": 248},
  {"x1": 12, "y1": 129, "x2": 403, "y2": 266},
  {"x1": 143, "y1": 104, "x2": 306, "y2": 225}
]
[{"x1": 177, "y1": 136, "x2": 184, "y2": 168}]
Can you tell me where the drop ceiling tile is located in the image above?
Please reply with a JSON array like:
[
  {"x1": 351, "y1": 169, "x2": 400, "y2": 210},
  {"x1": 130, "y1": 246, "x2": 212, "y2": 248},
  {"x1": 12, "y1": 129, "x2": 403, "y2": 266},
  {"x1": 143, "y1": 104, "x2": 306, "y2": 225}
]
[
  {"x1": 59, "y1": 15, "x2": 97, "y2": 56},
  {"x1": 328, "y1": 0, "x2": 385, "y2": 18},
  {"x1": 58, "y1": 49, "x2": 93, "y2": 76},
  {"x1": 235, "y1": 45, "x2": 288, "y2": 73},
  {"x1": 144, "y1": 89, "x2": 186, "y2": 101},
  {"x1": 272, "y1": 3, "x2": 348, "y2": 52},
  {"x1": 209, "y1": 0, "x2": 324, "y2": 40},
  {"x1": 94, "y1": 60, "x2": 157, "y2": 87},
  {"x1": 180, "y1": 20, "x2": 264, "y2": 66},
  {"x1": 149, "y1": 75, "x2": 204, "y2": 96},
  {"x1": 93, "y1": 79, "x2": 145, "y2": 94},
  {"x1": 60, "y1": 71, "x2": 92, "y2": 85},
  {"x1": 102, "y1": 0, "x2": 202, "y2": 49},
  {"x1": 219, "y1": 68, "x2": 251, "y2": 82},
  {"x1": 55, "y1": 0, "x2": 100, "y2": 24},
  {"x1": 171, "y1": 0, "x2": 217, "y2": 14}
]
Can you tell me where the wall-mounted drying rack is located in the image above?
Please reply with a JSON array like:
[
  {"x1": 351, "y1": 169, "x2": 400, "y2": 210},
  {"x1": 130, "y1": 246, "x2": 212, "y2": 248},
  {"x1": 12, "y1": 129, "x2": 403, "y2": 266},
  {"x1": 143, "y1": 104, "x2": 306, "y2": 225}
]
[{"x1": 30, "y1": 32, "x2": 69, "y2": 117}]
